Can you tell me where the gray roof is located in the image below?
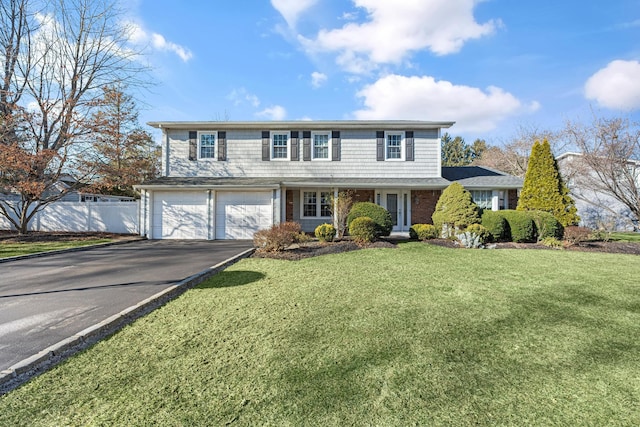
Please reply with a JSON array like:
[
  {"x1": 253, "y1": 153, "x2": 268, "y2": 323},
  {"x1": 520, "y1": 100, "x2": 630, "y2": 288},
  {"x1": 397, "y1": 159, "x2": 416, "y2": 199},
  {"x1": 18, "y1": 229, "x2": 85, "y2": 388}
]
[
  {"x1": 147, "y1": 120, "x2": 455, "y2": 131},
  {"x1": 442, "y1": 166, "x2": 523, "y2": 189}
]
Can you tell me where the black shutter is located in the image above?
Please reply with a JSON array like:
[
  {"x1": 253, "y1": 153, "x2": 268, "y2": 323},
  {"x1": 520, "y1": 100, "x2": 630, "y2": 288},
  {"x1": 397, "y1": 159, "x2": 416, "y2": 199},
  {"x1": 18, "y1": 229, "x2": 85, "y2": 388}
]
[
  {"x1": 218, "y1": 131, "x2": 227, "y2": 161},
  {"x1": 291, "y1": 131, "x2": 299, "y2": 161},
  {"x1": 405, "y1": 131, "x2": 414, "y2": 161},
  {"x1": 303, "y1": 130, "x2": 311, "y2": 161},
  {"x1": 188, "y1": 131, "x2": 197, "y2": 161},
  {"x1": 262, "y1": 131, "x2": 270, "y2": 161},
  {"x1": 332, "y1": 131, "x2": 341, "y2": 161},
  {"x1": 376, "y1": 131, "x2": 384, "y2": 161}
]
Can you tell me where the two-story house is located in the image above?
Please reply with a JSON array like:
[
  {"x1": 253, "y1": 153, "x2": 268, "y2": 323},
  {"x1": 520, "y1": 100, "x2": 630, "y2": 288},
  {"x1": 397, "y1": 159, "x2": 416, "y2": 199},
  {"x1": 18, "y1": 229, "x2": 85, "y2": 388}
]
[{"x1": 136, "y1": 121, "x2": 522, "y2": 239}]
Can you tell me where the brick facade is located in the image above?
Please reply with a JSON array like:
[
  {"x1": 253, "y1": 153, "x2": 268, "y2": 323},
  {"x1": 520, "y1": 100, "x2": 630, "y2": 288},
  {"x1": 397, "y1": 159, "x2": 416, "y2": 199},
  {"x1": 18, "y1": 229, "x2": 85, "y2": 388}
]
[
  {"x1": 349, "y1": 189, "x2": 375, "y2": 204},
  {"x1": 508, "y1": 189, "x2": 518, "y2": 209},
  {"x1": 285, "y1": 189, "x2": 294, "y2": 222},
  {"x1": 410, "y1": 190, "x2": 441, "y2": 224}
]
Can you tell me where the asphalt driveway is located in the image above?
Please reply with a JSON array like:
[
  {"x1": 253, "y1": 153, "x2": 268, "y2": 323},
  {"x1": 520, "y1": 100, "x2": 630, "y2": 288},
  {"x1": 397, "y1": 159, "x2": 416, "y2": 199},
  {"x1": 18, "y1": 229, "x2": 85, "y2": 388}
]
[{"x1": 0, "y1": 240, "x2": 253, "y2": 372}]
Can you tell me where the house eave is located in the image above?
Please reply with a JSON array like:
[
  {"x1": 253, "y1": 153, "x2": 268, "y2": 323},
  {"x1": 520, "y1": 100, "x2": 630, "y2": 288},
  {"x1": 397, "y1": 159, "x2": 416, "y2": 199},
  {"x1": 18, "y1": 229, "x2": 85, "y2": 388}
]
[{"x1": 147, "y1": 120, "x2": 455, "y2": 131}]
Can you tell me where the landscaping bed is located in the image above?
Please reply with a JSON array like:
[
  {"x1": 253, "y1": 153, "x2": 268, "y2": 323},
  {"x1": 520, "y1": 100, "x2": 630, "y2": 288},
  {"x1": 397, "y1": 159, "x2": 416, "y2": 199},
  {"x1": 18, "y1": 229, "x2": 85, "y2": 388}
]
[{"x1": 252, "y1": 239, "x2": 396, "y2": 260}]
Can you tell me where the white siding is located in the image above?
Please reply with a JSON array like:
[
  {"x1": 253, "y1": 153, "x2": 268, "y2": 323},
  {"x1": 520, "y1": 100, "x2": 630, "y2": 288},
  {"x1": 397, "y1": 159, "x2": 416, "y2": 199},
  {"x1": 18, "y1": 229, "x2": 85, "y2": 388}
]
[{"x1": 166, "y1": 129, "x2": 441, "y2": 179}]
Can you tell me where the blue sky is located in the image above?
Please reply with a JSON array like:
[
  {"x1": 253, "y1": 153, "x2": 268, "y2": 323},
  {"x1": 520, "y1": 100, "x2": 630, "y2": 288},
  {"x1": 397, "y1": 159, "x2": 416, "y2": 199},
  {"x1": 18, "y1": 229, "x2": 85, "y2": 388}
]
[{"x1": 125, "y1": 0, "x2": 640, "y2": 144}]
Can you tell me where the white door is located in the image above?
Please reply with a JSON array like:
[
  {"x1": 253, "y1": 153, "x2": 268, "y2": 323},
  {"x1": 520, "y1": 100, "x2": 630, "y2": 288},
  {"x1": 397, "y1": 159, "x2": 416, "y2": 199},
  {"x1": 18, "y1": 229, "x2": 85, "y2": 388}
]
[
  {"x1": 216, "y1": 191, "x2": 273, "y2": 240},
  {"x1": 152, "y1": 191, "x2": 209, "y2": 239},
  {"x1": 378, "y1": 190, "x2": 410, "y2": 232}
]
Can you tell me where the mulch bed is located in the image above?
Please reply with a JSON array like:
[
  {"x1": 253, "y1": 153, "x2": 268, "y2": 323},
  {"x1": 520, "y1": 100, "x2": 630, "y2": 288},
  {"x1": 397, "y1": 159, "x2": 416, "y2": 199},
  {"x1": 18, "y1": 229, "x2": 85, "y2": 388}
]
[{"x1": 252, "y1": 239, "x2": 397, "y2": 261}]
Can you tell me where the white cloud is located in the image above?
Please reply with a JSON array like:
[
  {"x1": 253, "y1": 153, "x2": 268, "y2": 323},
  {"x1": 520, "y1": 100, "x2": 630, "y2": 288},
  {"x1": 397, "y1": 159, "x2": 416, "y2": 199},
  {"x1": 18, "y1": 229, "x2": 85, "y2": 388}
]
[
  {"x1": 271, "y1": 0, "x2": 318, "y2": 28},
  {"x1": 227, "y1": 88, "x2": 261, "y2": 107},
  {"x1": 127, "y1": 22, "x2": 193, "y2": 62},
  {"x1": 300, "y1": 0, "x2": 497, "y2": 73},
  {"x1": 311, "y1": 71, "x2": 328, "y2": 88},
  {"x1": 256, "y1": 105, "x2": 287, "y2": 120},
  {"x1": 353, "y1": 74, "x2": 536, "y2": 133},
  {"x1": 585, "y1": 60, "x2": 640, "y2": 110}
]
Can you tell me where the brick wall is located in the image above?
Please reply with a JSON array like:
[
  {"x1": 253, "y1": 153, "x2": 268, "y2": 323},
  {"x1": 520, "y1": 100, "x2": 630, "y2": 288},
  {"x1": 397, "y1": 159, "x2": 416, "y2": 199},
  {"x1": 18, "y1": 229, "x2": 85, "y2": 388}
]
[
  {"x1": 285, "y1": 190, "x2": 294, "y2": 221},
  {"x1": 348, "y1": 189, "x2": 375, "y2": 204},
  {"x1": 508, "y1": 189, "x2": 518, "y2": 209},
  {"x1": 411, "y1": 190, "x2": 441, "y2": 224}
]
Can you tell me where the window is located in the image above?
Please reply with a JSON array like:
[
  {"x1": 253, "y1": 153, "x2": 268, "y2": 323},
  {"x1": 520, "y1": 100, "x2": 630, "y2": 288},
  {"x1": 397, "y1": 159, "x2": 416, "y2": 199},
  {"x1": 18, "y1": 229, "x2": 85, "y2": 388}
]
[
  {"x1": 312, "y1": 132, "x2": 330, "y2": 160},
  {"x1": 471, "y1": 190, "x2": 493, "y2": 210},
  {"x1": 198, "y1": 132, "x2": 216, "y2": 159},
  {"x1": 271, "y1": 132, "x2": 289, "y2": 160},
  {"x1": 386, "y1": 132, "x2": 404, "y2": 160},
  {"x1": 302, "y1": 190, "x2": 332, "y2": 217}
]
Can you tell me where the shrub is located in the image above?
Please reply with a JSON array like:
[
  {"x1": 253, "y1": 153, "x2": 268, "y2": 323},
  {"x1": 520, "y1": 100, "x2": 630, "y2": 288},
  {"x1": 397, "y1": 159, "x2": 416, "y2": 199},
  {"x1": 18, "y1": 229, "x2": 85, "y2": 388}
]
[
  {"x1": 465, "y1": 224, "x2": 490, "y2": 243},
  {"x1": 590, "y1": 229, "x2": 612, "y2": 242},
  {"x1": 315, "y1": 223, "x2": 336, "y2": 243},
  {"x1": 526, "y1": 210, "x2": 564, "y2": 240},
  {"x1": 481, "y1": 210, "x2": 508, "y2": 242},
  {"x1": 253, "y1": 222, "x2": 304, "y2": 252},
  {"x1": 346, "y1": 202, "x2": 393, "y2": 237},
  {"x1": 500, "y1": 210, "x2": 536, "y2": 243},
  {"x1": 564, "y1": 225, "x2": 591, "y2": 246},
  {"x1": 456, "y1": 224, "x2": 490, "y2": 249},
  {"x1": 541, "y1": 237, "x2": 564, "y2": 249},
  {"x1": 349, "y1": 216, "x2": 377, "y2": 245},
  {"x1": 409, "y1": 224, "x2": 438, "y2": 241},
  {"x1": 432, "y1": 183, "x2": 480, "y2": 237}
]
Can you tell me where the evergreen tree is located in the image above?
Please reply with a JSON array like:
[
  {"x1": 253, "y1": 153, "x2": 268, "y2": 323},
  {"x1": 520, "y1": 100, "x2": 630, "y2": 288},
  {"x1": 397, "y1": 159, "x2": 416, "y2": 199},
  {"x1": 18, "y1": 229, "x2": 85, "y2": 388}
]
[
  {"x1": 432, "y1": 182, "x2": 481, "y2": 236},
  {"x1": 517, "y1": 140, "x2": 579, "y2": 226}
]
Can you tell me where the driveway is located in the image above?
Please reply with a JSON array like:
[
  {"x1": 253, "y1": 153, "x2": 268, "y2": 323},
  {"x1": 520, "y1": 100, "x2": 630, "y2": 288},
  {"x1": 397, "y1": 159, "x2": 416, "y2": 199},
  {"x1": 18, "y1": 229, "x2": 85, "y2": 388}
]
[{"x1": 0, "y1": 240, "x2": 253, "y2": 371}]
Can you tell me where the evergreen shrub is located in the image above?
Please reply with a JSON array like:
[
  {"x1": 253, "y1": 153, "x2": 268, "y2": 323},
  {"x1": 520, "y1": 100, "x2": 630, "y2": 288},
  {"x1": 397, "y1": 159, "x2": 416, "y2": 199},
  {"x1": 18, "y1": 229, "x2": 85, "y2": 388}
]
[
  {"x1": 481, "y1": 210, "x2": 508, "y2": 242},
  {"x1": 346, "y1": 202, "x2": 393, "y2": 237},
  {"x1": 409, "y1": 224, "x2": 439, "y2": 240},
  {"x1": 432, "y1": 183, "x2": 480, "y2": 236},
  {"x1": 314, "y1": 223, "x2": 336, "y2": 243},
  {"x1": 500, "y1": 210, "x2": 536, "y2": 242},
  {"x1": 349, "y1": 216, "x2": 377, "y2": 245}
]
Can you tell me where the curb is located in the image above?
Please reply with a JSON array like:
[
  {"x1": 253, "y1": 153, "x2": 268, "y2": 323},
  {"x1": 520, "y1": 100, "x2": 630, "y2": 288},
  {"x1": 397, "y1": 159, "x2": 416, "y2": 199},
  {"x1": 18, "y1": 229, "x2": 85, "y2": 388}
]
[
  {"x1": 0, "y1": 246, "x2": 255, "y2": 395},
  {"x1": 0, "y1": 237, "x2": 146, "y2": 264}
]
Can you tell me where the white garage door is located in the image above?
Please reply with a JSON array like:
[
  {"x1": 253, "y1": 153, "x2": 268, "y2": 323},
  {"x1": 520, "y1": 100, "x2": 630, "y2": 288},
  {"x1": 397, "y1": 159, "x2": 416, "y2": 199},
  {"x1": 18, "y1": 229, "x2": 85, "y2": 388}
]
[
  {"x1": 216, "y1": 191, "x2": 273, "y2": 240},
  {"x1": 153, "y1": 191, "x2": 209, "y2": 239}
]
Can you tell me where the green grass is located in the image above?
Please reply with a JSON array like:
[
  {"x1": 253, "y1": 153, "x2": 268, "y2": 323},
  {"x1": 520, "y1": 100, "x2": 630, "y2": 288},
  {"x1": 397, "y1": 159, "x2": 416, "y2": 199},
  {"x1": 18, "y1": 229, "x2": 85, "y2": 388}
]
[
  {"x1": 1, "y1": 243, "x2": 639, "y2": 426},
  {"x1": 0, "y1": 239, "x2": 112, "y2": 258},
  {"x1": 609, "y1": 231, "x2": 640, "y2": 242}
]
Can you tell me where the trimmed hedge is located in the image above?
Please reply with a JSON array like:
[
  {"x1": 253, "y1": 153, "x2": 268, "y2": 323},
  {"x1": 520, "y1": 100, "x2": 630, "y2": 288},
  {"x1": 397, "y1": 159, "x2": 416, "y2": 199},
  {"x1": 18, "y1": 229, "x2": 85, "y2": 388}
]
[
  {"x1": 526, "y1": 210, "x2": 564, "y2": 240},
  {"x1": 498, "y1": 210, "x2": 536, "y2": 243},
  {"x1": 315, "y1": 223, "x2": 336, "y2": 242},
  {"x1": 409, "y1": 224, "x2": 438, "y2": 240},
  {"x1": 349, "y1": 216, "x2": 377, "y2": 244},
  {"x1": 346, "y1": 202, "x2": 393, "y2": 237},
  {"x1": 481, "y1": 210, "x2": 508, "y2": 242}
]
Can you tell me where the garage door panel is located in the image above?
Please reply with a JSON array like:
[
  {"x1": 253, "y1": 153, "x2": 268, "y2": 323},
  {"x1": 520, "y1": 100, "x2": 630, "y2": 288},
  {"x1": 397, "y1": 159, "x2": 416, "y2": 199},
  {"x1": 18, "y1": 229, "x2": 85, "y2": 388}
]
[
  {"x1": 153, "y1": 191, "x2": 208, "y2": 240},
  {"x1": 216, "y1": 191, "x2": 273, "y2": 240}
]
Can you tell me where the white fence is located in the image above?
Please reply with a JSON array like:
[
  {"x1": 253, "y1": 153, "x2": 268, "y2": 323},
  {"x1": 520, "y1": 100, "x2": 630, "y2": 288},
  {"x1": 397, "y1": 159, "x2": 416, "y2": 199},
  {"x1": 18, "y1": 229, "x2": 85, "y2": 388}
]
[{"x1": 0, "y1": 201, "x2": 139, "y2": 234}]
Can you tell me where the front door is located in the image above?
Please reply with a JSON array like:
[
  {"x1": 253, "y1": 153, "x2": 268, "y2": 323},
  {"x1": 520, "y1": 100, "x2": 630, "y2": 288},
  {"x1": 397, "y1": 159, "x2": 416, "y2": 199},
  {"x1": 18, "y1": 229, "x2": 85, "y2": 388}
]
[{"x1": 378, "y1": 190, "x2": 409, "y2": 232}]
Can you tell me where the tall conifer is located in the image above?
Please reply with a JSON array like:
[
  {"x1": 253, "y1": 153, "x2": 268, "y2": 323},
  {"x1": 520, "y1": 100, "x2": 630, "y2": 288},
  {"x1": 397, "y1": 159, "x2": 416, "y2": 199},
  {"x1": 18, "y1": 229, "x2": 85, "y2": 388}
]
[{"x1": 517, "y1": 140, "x2": 579, "y2": 226}]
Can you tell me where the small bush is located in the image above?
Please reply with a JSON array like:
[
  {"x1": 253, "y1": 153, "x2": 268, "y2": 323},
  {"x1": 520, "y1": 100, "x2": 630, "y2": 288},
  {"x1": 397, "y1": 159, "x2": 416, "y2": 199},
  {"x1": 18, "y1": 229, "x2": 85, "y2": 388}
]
[
  {"x1": 346, "y1": 202, "x2": 393, "y2": 237},
  {"x1": 315, "y1": 223, "x2": 336, "y2": 243},
  {"x1": 349, "y1": 216, "x2": 377, "y2": 245},
  {"x1": 409, "y1": 224, "x2": 438, "y2": 240},
  {"x1": 500, "y1": 210, "x2": 535, "y2": 243},
  {"x1": 526, "y1": 210, "x2": 564, "y2": 240},
  {"x1": 564, "y1": 225, "x2": 591, "y2": 246},
  {"x1": 481, "y1": 211, "x2": 508, "y2": 242},
  {"x1": 541, "y1": 237, "x2": 563, "y2": 249},
  {"x1": 590, "y1": 229, "x2": 612, "y2": 242},
  {"x1": 432, "y1": 183, "x2": 480, "y2": 237},
  {"x1": 465, "y1": 224, "x2": 490, "y2": 243},
  {"x1": 253, "y1": 222, "x2": 304, "y2": 252}
]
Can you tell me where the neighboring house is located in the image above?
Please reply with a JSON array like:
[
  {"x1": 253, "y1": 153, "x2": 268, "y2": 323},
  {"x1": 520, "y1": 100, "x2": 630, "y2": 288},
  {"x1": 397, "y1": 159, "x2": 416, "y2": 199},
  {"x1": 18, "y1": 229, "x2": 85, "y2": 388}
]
[
  {"x1": 137, "y1": 121, "x2": 523, "y2": 240},
  {"x1": 557, "y1": 152, "x2": 639, "y2": 231}
]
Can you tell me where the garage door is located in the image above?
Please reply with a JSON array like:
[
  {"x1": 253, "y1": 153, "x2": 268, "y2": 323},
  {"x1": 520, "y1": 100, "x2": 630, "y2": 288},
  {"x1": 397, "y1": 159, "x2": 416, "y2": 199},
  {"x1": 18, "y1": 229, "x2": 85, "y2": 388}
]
[
  {"x1": 153, "y1": 191, "x2": 209, "y2": 239},
  {"x1": 216, "y1": 191, "x2": 273, "y2": 240}
]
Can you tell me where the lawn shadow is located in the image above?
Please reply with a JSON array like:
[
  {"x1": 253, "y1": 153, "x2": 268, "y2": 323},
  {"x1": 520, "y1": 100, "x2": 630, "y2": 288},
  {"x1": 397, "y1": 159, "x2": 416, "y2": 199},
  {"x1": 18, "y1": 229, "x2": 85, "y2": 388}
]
[{"x1": 198, "y1": 270, "x2": 265, "y2": 289}]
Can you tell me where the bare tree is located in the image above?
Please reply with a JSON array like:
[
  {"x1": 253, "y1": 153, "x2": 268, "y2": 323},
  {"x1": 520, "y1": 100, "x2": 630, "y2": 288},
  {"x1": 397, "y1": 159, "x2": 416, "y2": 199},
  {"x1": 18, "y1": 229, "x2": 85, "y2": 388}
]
[
  {"x1": 562, "y1": 116, "x2": 640, "y2": 230},
  {"x1": 0, "y1": 0, "x2": 147, "y2": 233}
]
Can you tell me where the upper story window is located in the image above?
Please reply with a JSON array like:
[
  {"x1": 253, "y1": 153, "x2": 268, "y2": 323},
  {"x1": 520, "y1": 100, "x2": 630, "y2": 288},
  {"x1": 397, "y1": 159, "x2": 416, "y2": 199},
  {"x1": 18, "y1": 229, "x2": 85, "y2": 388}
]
[
  {"x1": 198, "y1": 131, "x2": 216, "y2": 159},
  {"x1": 386, "y1": 132, "x2": 404, "y2": 160},
  {"x1": 312, "y1": 132, "x2": 330, "y2": 160},
  {"x1": 271, "y1": 131, "x2": 290, "y2": 160},
  {"x1": 302, "y1": 190, "x2": 332, "y2": 217}
]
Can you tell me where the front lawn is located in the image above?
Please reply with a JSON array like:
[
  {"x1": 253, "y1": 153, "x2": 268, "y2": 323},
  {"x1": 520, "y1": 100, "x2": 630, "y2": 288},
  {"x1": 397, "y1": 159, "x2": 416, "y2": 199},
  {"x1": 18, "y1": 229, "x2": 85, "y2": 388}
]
[
  {"x1": 0, "y1": 239, "x2": 112, "y2": 258},
  {"x1": 610, "y1": 231, "x2": 640, "y2": 242},
  {"x1": 1, "y1": 243, "x2": 638, "y2": 425}
]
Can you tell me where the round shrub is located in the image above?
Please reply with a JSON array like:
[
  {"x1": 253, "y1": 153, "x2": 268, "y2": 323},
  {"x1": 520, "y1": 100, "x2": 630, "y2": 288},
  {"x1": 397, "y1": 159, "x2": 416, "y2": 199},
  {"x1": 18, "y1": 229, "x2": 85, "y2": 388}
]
[
  {"x1": 465, "y1": 223, "x2": 491, "y2": 244},
  {"x1": 409, "y1": 224, "x2": 438, "y2": 240},
  {"x1": 432, "y1": 183, "x2": 480, "y2": 237},
  {"x1": 314, "y1": 223, "x2": 336, "y2": 243},
  {"x1": 349, "y1": 216, "x2": 377, "y2": 245},
  {"x1": 346, "y1": 202, "x2": 393, "y2": 237},
  {"x1": 526, "y1": 210, "x2": 564, "y2": 240},
  {"x1": 481, "y1": 210, "x2": 508, "y2": 242},
  {"x1": 500, "y1": 210, "x2": 535, "y2": 243}
]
